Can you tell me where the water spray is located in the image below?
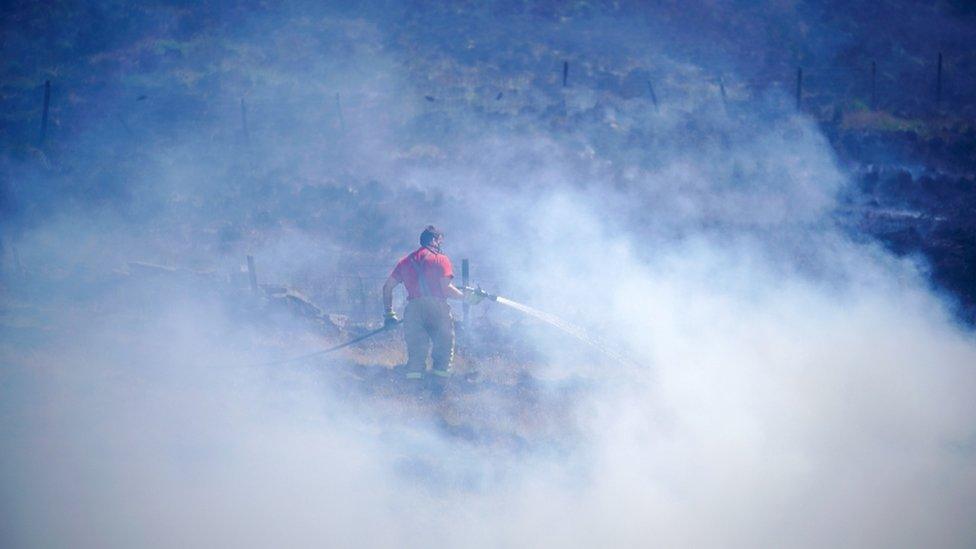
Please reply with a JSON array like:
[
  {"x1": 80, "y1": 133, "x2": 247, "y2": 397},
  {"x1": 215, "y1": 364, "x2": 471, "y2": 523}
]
[
  {"x1": 463, "y1": 287, "x2": 640, "y2": 369},
  {"x1": 257, "y1": 286, "x2": 640, "y2": 370}
]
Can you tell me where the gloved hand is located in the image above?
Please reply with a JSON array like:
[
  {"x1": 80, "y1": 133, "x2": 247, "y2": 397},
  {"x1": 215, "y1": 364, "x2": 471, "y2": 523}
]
[
  {"x1": 463, "y1": 287, "x2": 486, "y2": 305},
  {"x1": 383, "y1": 310, "x2": 400, "y2": 328}
]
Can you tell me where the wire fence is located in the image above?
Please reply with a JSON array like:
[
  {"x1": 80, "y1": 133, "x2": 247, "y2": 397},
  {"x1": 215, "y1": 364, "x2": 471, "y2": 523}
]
[
  {"x1": 16, "y1": 50, "x2": 973, "y2": 153},
  {"x1": 247, "y1": 256, "x2": 498, "y2": 325},
  {"x1": 310, "y1": 274, "x2": 387, "y2": 323},
  {"x1": 725, "y1": 54, "x2": 971, "y2": 118}
]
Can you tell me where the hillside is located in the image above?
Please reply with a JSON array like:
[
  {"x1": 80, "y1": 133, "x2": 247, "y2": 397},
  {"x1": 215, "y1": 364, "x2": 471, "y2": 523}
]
[{"x1": 2, "y1": 2, "x2": 976, "y2": 547}]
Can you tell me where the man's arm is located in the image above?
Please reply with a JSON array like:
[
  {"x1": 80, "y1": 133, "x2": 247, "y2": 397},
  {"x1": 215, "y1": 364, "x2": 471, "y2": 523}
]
[
  {"x1": 437, "y1": 255, "x2": 464, "y2": 300},
  {"x1": 439, "y1": 277, "x2": 465, "y2": 300},
  {"x1": 382, "y1": 276, "x2": 399, "y2": 312}
]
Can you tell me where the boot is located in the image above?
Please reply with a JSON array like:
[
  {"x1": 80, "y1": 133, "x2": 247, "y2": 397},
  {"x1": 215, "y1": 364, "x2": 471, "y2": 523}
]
[
  {"x1": 426, "y1": 368, "x2": 450, "y2": 398},
  {"x1": 392, "y1": 364, "x2": 425, "y2": 393}
]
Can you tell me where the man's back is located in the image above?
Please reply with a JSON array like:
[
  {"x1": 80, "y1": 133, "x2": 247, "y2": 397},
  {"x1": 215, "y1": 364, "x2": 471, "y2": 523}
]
[{"x1": 392, "y1": 247, "x2": 454, "y2": 300}]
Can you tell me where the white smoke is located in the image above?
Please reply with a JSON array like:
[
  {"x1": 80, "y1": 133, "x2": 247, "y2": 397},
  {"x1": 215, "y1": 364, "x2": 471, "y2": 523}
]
[{"x1": 2, "y1": 3, "x2": 976, "y2": 549}]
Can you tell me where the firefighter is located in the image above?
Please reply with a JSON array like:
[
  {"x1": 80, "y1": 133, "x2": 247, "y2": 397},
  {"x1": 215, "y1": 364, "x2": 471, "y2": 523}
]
[{"x1": 382, "y1": 226, "x2": 476, "y2": 393}]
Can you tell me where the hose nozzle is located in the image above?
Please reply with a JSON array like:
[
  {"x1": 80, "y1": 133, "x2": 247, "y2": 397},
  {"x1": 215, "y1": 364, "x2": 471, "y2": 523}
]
[{"x1": 461, "y1": 285, "x2": 497, "y2": 302}]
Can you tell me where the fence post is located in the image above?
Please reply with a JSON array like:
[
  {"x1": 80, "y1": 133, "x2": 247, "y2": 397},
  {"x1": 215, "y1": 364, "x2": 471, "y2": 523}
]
[
  {"x1": 562, "y1": 61, "x2": 569, "y2": 87},
  {"x1": 335, "y1": 92, "x2": 345, "y2": 131},
  {"x1": 870, "y1": 61, "x2": 877, "y2": 110},
  {"x1": 116, "y1": 113, "x2": 134, "y2": 137},
  {"x1": 462, "y1": 259, "x2": 470, "y2": 329},
  {"x1": 12, "y1": 244, "x2": 25, "y2": 278},
  {"x1": 647, "y1": 80, "x2": 659, "y2": 112},
  {"x1": 719, "y1": 77, "x2": 728, "y2": 113},
  {"x1": 358, "y1": 276, "x2": 368, "y2": 324},
  {"x1": 240, "y1": 98, "x2": 250, "y2": 144},
  {"x1": 246, "y1": 255, "x2": 259, "y2": 295},
  {"x1": 39, "y1": 80, "x2": 50, "y2": 145},
  {"x1": 795, "y1": 67, "x2": 803, "y2": 110}
]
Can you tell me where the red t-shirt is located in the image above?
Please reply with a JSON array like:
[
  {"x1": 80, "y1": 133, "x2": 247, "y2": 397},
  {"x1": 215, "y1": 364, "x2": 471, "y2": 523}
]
[{"x1": 391, "y1": 247, "x2": 454, "y2": 300}]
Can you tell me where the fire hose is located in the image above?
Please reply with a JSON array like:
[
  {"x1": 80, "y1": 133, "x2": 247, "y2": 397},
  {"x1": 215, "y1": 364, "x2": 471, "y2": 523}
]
[
  {"x1": 253, "y1": 287, "x2": 494, "y2": 367},
  {"x1": 252, "y1": 322, "x2": 400, "y2": 367}
]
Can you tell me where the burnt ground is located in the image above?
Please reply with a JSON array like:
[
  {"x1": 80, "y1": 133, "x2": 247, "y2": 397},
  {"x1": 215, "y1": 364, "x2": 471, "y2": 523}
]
[
  {"x1": 3, "y1": 2, "x2": 975, "y2": 327},
  {"x1": 290, "y1": 310, "x2": 597, "y2": 451},
  {"x1": 827, "y1": 120, "x2": 976, "y2": 324},
  {"x1": 0, "y1": 266, "x2": 595, "y2": 452}
]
